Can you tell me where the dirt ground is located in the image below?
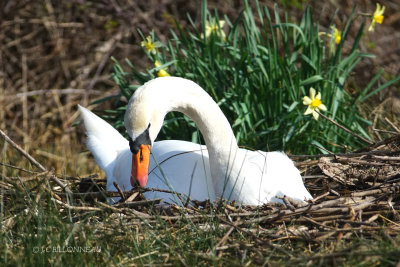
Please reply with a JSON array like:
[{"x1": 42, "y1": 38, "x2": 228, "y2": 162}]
[{"x1": 0, "y1": 0, "x2": 399, "y2": 173}]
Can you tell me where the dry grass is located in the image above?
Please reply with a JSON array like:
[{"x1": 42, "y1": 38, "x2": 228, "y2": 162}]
[
  {"x1": 0, "y1": 0, "x2": 400, "y2": 265},
  {"x1": 1, "y1": 129, "x2": 400, "y2": 265},
  {"x1": 0, "y1": 1, "x2": 399, "y2": 171}
]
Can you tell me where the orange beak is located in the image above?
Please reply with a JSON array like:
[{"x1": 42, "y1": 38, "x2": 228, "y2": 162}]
[{"x1": 130, "y1": 144, "x2": 151, "y2": 188}]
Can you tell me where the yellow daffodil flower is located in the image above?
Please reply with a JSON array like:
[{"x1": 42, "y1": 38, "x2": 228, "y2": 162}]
[
  {"x1": 302, "y1": 88, "x2": 327, "y2": 120},
  {"x1": 318, "y1": 26, "x2": 341, "y2": 52},
  {"x1": 203, "y1": 20, "x2": 226, "y2": 39},
  {"x1": 369, "y1": 3, "x2": 385, "y2": 31},
  {"x1": 141, "y1": 36, "x2": 162, "y2": 54},
  {"x1": 333, "y1": 28, "x2": 341, "y2": 45},
  {"x1": 155, "y1": 60, "x2": 170, "y2": 77}
]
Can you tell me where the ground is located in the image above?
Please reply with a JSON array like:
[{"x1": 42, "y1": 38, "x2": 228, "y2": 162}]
[{"x1": 0, "y1": 0, "x2": 399, "y2": 266}]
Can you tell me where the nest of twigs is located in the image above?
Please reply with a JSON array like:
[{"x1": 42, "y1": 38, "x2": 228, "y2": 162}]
[{"x1": 2, "y1": 130, "x2": 399, "y2": 247}]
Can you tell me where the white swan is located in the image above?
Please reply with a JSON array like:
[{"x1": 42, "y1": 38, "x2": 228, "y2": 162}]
[{"x1": 79, "y1": 77, "x2": 312, "y2": 205}]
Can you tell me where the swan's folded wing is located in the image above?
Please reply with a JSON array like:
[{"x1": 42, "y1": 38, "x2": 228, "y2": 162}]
[
  {"x1": 78, "y1": 105, "x2": 128, "y2": 169},
  {"x1": 247, "y1": 150, "x2": 312, "y2": 203},
  {"x1": 145, "y1": 140, "x2": 215, "y2": 203}
]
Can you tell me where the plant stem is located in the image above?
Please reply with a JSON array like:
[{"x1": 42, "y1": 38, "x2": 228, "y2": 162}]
[
  {"x1": 0, "y1": 128, "x2": 72, "y2": 194},
  {"x1": 0, "y1": 129, "x2": 46, "y2": 171},
  {"x1": 317, "y1": 111, "x2": 373, "y2": 145}
]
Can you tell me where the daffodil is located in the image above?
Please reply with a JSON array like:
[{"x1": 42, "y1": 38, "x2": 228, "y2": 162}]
[
  {"x1": 368, "y1": 3, "x2": 385, "y2": 31},
  {"x1": 141, "y1": 36, "x2": 162, "y2": 54},
  {"x1": 203, "y1": 20, "x2": 226, "y2": 39},
  {"x1": 333, "y1": 28, "x2": 341, "y2": 45},
  {"x1": 318, "y1": 26, "x2": 341, "y2": 52},
  {"x1": 302, "y1": 88, "x2": 327, "y2": 120},
  {"x1": 155, "y1": 60, "x2": 170, "y2": 77}
]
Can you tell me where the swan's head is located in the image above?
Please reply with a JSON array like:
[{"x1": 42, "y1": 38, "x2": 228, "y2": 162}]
[{"x1": 124, "y1": 78, "x2": 169, "y2": 188}]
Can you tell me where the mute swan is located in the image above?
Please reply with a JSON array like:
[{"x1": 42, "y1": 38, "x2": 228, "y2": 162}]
[{"x1": 79, "y1": 77, "x2": 312, "y2": 205}]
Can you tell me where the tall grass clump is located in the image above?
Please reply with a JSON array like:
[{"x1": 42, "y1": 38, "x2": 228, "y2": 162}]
[{"x1": 104, "y1": 0, "x2": 399, "y2": 154}]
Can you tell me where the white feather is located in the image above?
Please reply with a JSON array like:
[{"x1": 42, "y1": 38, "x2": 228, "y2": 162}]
[{"x1": 79, "y1": 77, "x2": 313, "y2": 205}]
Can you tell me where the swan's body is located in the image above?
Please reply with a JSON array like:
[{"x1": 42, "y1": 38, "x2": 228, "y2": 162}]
[
  {"x1": 79, "y1": 77, "x2": 312, "y2": 205},
  {"x1": 79, "y1": 106, "x2": 214, "y2": 204}
]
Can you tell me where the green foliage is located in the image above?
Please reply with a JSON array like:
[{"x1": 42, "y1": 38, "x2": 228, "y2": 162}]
[{"x1": 105, "y1": 0, "x2": 399, "y2": 154}]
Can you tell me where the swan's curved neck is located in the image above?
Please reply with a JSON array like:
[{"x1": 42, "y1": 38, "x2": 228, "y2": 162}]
[
  {"x1": 125, "y1": 77, "x2": 241, "y2": 195},
  {"x1": 167, "y1": 79, "x2": 238, "y2": 159}
]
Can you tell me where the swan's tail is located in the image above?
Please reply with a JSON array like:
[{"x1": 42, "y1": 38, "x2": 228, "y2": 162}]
[{"x1": 78, "y1": 105, "x2": 128, "y2": 170}]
